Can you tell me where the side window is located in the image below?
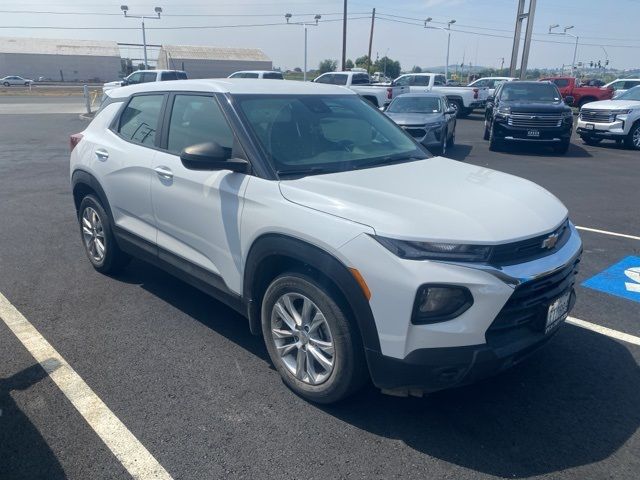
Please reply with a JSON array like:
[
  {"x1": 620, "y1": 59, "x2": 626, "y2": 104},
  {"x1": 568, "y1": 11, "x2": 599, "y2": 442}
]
[
  {"x1": 127, "y1": 72, "x2": 142, "y2": 84},
  {"x1": 610, "y1": 81, "x2": 624, "y2": 91},
  {"x1": 434, "y1": 75, "x2": 446, "y2": 86},
  {"x1": 118, "y1": 94, "x2": 164, "y2": 146},
  {"x1": 167, "y1": 95, "x2": 234, "y2": 156},
  {"x1": 229, "y1": 72, "x2": 244, "y2": 78},
  {"x1": 553, "y1": 79, "x2": 570, "y2": 88},
  {"x1": 351, "y1": 74, "x2": 370, "y2": 85},
  {"x1": 624, "y1": 81, "x2": 640, "y2": 90},
  {"x1": 314, "y1": 74, "x2": 331, "y2": 84},
  {"x1": 244, "y1": 73, "x2": 259, "y2": 78},
  {"x1": 413, "y1": 76, "x2": 429, "y2": 86},
  {"x1": 177, "y1": 72, "x2": 188, "y2": 80},
  {"x1": 141, "y1": 72, "x2": 157, "y2": 83},
  {"x1": 160, "y1": 71, "x2": 178, "y2": 81},
  {"x1": 263, "y1": 72, "x2": 283, "y2": 79},
  {"x1": 394, "y1": 76, "x2": 410, "y2": 87},
  {"x1": 332, "y1": 74, "x2": 348, "y2": 85},
  {"x1": 474, "y1": 79, "x2": 487, "y2": 88}
]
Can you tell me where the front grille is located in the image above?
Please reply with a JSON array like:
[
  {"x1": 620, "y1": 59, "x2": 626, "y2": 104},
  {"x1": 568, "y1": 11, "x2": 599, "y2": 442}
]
[
  {"x1": 580, "y1": 109, "x2": 614, "y2": 123},
  {"x1": 402, "y1": 126, "x2": 426, "y2": 138},
  {"x1": 508, "y1": 112, "x2": 562, "y2": 128},
  {"x1": 490, "y1": 220, "x2": 571, "y2": 266},
  {"x1": 486, "y1": 256, "x2": 581, "y2": 346}
]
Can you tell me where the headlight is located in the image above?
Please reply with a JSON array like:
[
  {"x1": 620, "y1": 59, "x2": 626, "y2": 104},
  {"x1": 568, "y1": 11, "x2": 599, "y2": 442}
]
[
  {"x1": 373, "y1": 235, "x2": 492, "y2": 262},
  {"x1": 611, "y1": 109, "x2": 632, "y2": 115},
  {"x1": 412, "y1": 284, "x2": 473, "y2": 324},
  {"x1": 497, "y1": 106, "x2": 511, "y2": 115}
]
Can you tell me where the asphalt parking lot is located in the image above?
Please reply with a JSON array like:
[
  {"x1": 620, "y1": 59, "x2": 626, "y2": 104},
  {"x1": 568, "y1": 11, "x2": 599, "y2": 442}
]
[{"x1": 1, "y1": 98, "x2": 638, "y2": 480}]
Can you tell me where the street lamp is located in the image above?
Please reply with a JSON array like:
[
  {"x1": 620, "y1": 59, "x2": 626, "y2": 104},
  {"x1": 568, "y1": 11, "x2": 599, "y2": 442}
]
[
  {"x1": 285, "y1": 13, "x2": 321, "y2": 82},
  {"x1": 549, "y1": 24, "x2": 579, "y2": 75},
  {"x1": 425, "y1": 18, "x2": 456, "y2": 81},
  {"x1": 121, "y1": 5, "x2": 162, "y2": 70}
]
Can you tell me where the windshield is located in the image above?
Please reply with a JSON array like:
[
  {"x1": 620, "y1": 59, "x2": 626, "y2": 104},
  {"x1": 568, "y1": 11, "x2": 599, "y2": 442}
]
[
  {"x1": 234, "y1": 94, "x2": 429, "y2": 177},
  {"x1": 500, "y1": 83, "x2": 561, "y2": 102},
  {"x1": 387, "y1": 96, "x2": 442, "y2": 114},
  {"x1": 616, "y1": 86, "x2": 640, "y2": 101}
]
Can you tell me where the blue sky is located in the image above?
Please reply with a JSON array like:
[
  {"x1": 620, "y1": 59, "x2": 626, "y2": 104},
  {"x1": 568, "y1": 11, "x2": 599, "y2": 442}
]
[{"x1": 2, "y1": 0, "x2": 639, "y2": 72}]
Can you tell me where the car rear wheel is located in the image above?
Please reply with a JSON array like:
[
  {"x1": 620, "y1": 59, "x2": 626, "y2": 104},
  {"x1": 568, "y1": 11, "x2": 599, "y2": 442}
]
[
  {"x1": 3, "y1": 82, "x2": 9, "y2": 87},
  {"x1": 78, "y1": 195, "x2": 130, "y2": 274},
  {"x1": 447, "y1": 124, "x2": 456, "y2": 148},
  {"x1": 488, "y1": 125, "x2": 502, "y2": 151},
  {"x1": 624, "y1": 122, "x2": 640, "y2": 150},
  {"x1": 440, "y1": 128, "x2": 448, "y2": 155},
  {"x1": 261, "y1": 273, "x2": 367, "y2": 404},
  {"x1": 483, "y1": 120, "x2": 490, "y2": 140}
]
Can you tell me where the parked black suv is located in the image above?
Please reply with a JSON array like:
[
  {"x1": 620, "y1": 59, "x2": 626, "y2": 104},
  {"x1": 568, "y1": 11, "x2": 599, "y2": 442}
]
[{"x1": 484, "y1": 81, "x2": 574, "y2": 154}]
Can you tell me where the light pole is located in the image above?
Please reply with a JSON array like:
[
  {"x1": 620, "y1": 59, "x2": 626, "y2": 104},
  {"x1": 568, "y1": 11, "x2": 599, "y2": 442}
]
[
  {"x1": 286, "y1": 13, "x2": 321, "y2": 82},
  {"x1": 549, "y1": 24, "x2": 579, "y2": 75},
  {"x1": 121, "y1": 5, "x2": 162, "y2": 70},
  {"x1": 425, "y1": 18, "x2": 456, "y2": 80}
]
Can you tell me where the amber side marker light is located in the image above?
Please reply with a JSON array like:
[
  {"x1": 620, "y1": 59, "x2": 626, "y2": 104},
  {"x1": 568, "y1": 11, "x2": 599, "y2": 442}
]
[{"x1": 348, "y1": 268, "x2": 371, "y2": 301}]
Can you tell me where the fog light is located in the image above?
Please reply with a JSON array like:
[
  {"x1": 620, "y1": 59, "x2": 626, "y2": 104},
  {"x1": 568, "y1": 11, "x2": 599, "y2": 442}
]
[{"x1": 412, "y1": 285, "x2": 473, "y2": 324}]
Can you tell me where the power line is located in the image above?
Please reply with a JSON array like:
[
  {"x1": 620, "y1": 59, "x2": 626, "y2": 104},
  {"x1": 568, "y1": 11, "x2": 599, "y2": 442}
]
[{"x1": 0, "y1": 9, "x2": 369, "y2": 17}]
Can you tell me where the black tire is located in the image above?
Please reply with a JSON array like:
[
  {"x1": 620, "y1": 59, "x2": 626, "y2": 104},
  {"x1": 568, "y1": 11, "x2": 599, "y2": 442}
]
[
  {"x1": 483, "y1": 120, "x2": 490, "y2": 140},
  {"x1": 450, "y1": 100, "x2": 464, "y2": 117},
  {"x1": 624, "y1": 122, "x2": 640, "y2": 150},
  {"x1": 488, "y1": 125, "x2": 503, "y2": 151},
  {"x1": 440, "y1": 128, "x2": 448, "y2": 155},
  {"x1": 2, "y1": 82, "x2": 9, "y2": 87},
  {"x1": 553, "y1": 139, "x2": 571, "y2": 154},
  {"x1": 447, "y1": 123, "x2": 456, "y2": 148},
  {"x1": 78, "y1": 195, "x2": 130, "y2": 274},
  {"x1": 261, "y1": 273, "x2": 367, "y2": 404},
  {"x1": 580, "y1": 135, "x2": 602, "y2": 146}
]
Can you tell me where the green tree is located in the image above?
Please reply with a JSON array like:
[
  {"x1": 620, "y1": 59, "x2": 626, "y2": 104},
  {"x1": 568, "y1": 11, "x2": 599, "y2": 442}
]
[
  {"x1": 411, "y1": 65, "x2": 422, "y2": 73},
  {"x1": 374, "y1": 56, "x2": 401, "y2": 79},
  {"x1": 355, "y1": 55, "x2": 371, "y2": 69},
  {"x1": 318, "y1": 59, "x2": 338, "y2": 74},
  {"x1": 345, "y1": 59, "x2": 354, "y2": 70}
]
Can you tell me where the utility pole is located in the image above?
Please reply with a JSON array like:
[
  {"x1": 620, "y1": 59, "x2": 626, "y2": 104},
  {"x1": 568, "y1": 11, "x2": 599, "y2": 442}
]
[
  {"x1": 341, "y1": 0, "x2": 347, "y2": 71},
  {"x1": 120, "y1": 5, "x2": 162, "y2": 70},
  {"x1": 549, "y1": 24, "x2": 579, "y2": 75},
  {"x1": 285, "y1": 13, "x2": 321, "y2": 82},
  {"x1": 367, "y1": 8, "x2": 376, "y2": 74},
  {"x1": 509, "y1": 0, "x2": 536, "y2": 79},
  {"x1": 425, "y1": 18, "x2": 456, "y2": 81}
]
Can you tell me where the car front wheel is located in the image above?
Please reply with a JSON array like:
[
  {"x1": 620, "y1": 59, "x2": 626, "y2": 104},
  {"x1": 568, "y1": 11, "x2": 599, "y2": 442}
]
[
  {"x1": 261, "y1": 273, "x2": 367, "y2": 404},
  {"x1": 624, "y1": 122, "x2": 640, "y2": 150},
  {"x1": 3, "y1": 82, "x2": 9, "y2": 87}
]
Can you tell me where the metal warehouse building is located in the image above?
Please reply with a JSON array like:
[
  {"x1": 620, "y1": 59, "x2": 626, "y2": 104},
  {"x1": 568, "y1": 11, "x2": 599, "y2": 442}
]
[
  {"x1": 156, "y1": 45, "x2": 272, "y2": 78},
  {"x1": 0, "y1": 37, "x2": 121, "y2": 82}
]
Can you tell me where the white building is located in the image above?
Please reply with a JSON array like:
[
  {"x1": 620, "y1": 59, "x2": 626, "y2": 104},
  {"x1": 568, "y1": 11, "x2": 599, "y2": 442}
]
[
  {"x1": 0, "y1": 37, "x2": 121, "y2": 82},
  {"x1": 157, "y1": 45, "x2": 272, "y2": 78}
]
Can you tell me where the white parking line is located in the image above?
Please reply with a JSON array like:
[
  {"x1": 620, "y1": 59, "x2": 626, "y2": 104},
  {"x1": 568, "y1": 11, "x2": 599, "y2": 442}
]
[
  {"x1": 567, "y1": 316, "x2": 640, "y2": 346},
  {"x1": 0, "y1": 292, "x2": 173, "y2": 480},
  {"x1": 576, "y1": 226, "x2": 640, "y2": 241}
]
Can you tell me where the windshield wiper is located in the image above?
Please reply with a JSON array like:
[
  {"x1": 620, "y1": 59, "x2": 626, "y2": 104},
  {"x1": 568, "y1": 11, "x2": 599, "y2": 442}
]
[
  {"x1": 277, "y1": 166, "x2": 336, "y2": 178},
  {"x1": 354, "y1": 154, "x2": 427, "y2": 170}
]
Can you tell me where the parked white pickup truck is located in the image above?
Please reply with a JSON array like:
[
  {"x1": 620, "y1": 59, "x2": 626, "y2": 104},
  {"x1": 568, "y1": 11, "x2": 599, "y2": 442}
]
[
  {"x1": 314, "y1": 71, "x2": 408, "y2": 107},
  {"x1": 391, "y1": 73, "x2": 489, "y2": 117},
  {"x1": 103, "y1": 69, "x2": 188, "y2": 93}
]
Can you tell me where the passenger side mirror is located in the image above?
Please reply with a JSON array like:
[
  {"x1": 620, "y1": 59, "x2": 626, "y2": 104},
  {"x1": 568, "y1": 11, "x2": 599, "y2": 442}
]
[
  {"x1": 486, "y1": 95, "x2": 495, "y2": 104},
  {"x1": 379, "y1": 105, "x2": 387, "y2": 112},
  {"x1": 446, "y1": 107, "x2": 456, "y2": 115},
  {"x1": 564, "y1": 95, "x2": 575, "y2": 106},
  {"x1": 121, "y1": 79, "x2": 129, "y2": 86},
  {"x1": 180, "y1": 142, "x2": 250, "y2": 173}
]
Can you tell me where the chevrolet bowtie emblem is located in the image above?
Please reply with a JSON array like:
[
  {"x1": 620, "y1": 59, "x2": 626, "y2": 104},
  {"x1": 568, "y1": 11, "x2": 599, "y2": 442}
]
[{"x1": 542, "y1": 233, "x2": 559, "y2": 249}]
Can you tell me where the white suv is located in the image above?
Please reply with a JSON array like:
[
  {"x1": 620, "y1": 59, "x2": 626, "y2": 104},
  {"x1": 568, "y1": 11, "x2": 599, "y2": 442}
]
[
  {"x1": 70, "y1": 79, "x2": 582, "y2": 403},
  {"x1": 576, "y1": 86, "x2": 640, "y2": 149}
]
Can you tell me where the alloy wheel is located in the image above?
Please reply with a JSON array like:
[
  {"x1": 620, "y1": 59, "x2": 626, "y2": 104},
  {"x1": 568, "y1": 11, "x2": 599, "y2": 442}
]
[
  {"x1": 82, "y1": 207, "x2": 106, "y2": 263},
  {"x1": 633, "y1": 126, "x2": 640, "y2": 148},
  {"x1": 270, "y1": 293, "x2": 335, "y2": 385}
]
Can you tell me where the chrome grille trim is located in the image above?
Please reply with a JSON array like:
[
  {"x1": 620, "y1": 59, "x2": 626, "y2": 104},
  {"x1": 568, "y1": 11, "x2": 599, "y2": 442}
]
[
  {"x1": 507, "y1": 112, "x2": 563, "y2": 128},
  {"x1": 579, "y1": 109, "x2": 615, "y2": 123}
]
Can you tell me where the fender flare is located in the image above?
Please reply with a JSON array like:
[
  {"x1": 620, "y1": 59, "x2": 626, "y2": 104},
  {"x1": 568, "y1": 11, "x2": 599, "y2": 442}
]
[
  {"x1": 71, "y1": 169, "x2": 113, "y2": 220},
  {"x1": 243, "y1": 233, "x2": 382, "y2": 354}
]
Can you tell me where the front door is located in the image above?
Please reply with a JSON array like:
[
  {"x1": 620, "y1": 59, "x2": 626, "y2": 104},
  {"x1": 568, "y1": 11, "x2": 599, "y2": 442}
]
[{"x1": 151, "y1": 93, "x2": 250, "y2": 292}]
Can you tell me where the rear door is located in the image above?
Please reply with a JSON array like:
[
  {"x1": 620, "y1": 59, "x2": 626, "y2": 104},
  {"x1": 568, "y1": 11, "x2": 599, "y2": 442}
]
[
  {"x1": 151, "y1": 93, "x2": 250, "y2": 288},
  {"x1": 94, "y1": 93, "x2": 164, "y2": 244}
]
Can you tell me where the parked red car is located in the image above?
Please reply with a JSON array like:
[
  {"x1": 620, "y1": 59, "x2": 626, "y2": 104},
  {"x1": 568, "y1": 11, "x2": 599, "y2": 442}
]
[{"x1": 539, "y1": 76, "x2": 613, "y2": 108}]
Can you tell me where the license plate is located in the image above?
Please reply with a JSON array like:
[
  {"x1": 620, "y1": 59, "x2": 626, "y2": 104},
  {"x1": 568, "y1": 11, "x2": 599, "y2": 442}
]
[
  {"x1": 545, "y1": 291, "x2": 571, "y2": 334},
  {"x1": 585, "y1": 123, "x2": 595, "y2": 130},
  {"x1": 527, "y1": 129, "x2": 540, "y2": 137}
]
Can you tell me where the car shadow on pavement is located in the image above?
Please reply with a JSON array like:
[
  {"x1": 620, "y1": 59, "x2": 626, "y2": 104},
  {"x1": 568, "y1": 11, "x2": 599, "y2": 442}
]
[
  {"x1": 493, "y1": 142, "x2": 592, "y2": 158},
  {"x1": 0, "y1": 364, "x2": 66, "y2": 480},
  {"x1": 318, "y1": 324, "x2": 640, "y2": 478},
  {"x1": 444, "y1": 144, "x2": 473, "y2": 161}
]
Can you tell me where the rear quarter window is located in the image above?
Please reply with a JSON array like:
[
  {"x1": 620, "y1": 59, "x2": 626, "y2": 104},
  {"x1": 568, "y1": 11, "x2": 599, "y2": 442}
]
[
  {"x1": 160, "y1": 71, "x2": 178, "y2": 81},
  {"x1": 117, "y1": 94, "x2": 164, "y2": 146},
  {"x1": 263, "y1": 72, "x2": 284, "y2": 80}
]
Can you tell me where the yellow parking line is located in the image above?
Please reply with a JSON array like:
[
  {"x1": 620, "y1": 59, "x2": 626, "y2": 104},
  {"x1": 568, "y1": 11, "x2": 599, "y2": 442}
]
[{"x1": 0, "y1": 292, "x2": 173, "y2": 480}]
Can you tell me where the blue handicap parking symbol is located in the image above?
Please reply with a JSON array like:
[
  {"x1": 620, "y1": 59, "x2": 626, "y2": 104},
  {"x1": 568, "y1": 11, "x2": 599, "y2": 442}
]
[{"x1": 582, "y1": 256, "x2": 640, "y2": 303}]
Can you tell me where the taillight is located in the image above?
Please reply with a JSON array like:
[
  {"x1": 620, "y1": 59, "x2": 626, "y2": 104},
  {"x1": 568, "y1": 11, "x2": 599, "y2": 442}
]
[
  {"x1": 70, "y1": 133, "x2": 83, "y2": 152},
  {"x1": 387, "y1": 87, "x2": 393, "y2": 100},
  {"x1": 473, "y1": 88, "x2": 479, "y2": 99}
]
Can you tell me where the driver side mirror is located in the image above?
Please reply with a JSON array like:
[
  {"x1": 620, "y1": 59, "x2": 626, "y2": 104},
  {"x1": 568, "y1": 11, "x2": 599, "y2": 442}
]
[
  {"x1": 564, "y1": 95, "x2": 575, "y2": 106},
  {"x1": 379, "y1": 105, "x2": 387, "y2": 112},
  {"x1": 486, "y1": 95, "x2": 495, "y2": 104},
  {"x1": 180, "y1": 142, "x2": 250, "y2": 173},
  {"x1": 120, "y1": 79, "x2": 129, "y2": 86}
]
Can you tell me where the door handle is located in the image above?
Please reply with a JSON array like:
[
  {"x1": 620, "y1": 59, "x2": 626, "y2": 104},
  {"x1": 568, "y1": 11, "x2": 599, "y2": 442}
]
[
  {"x1": 95, "y1": 148, "x2": 109, "y2": 160},
  {"x1": 154, "y1": 166, "x2": 173, "y2": 180}
]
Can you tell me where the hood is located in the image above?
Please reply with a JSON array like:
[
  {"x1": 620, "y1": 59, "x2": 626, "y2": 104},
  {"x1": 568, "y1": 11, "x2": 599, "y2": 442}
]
[
  {"x1": 581, "y1": 99, "x2": 640, "y2": 110},
  {"x1": 385, "y1": 112, "x2": 443, "y2": 125},
  {"x1": 279, "y1": 157, "x2": 567, "y2": 244},
  {"x1": 103, "y1": 80, "x2": 123, "y2": 88},
  {"x1": 502, "y1": 101, "x2": 570, "y2": 113}
]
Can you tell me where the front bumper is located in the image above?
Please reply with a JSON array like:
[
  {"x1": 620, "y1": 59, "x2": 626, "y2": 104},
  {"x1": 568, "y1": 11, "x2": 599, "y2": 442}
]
[
  {"x1": 399, "y1": 124, "x2": 444, "y2": 149},
  {"x1": 576, "y1": 118, "x2": 626, "y2": 138},
  {"x1": 339, "y1": 223, "x2": 583, "y2": 393},
  {"x1": 469, "y1": 100, "x2": 486, "y2": 109},
  {"x1": 493, "y1": 120, "x2": 573, "y2": 143}
]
